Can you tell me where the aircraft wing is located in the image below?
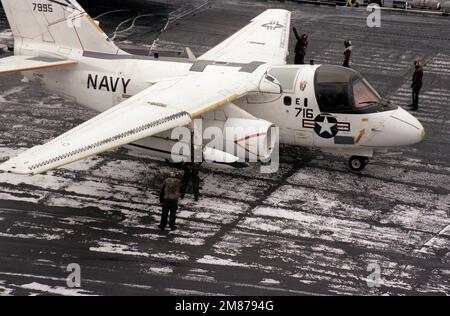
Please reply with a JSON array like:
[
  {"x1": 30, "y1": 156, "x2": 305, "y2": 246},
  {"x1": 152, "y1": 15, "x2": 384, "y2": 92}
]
[
  {"x1": 199, "y1": 9, "x2": 291, "y2": 64},
  {"x1": 0, "y1": 72, "x2": 258, "y2": 174},
  {"x1": 0, "y1": 55, "x2": 77, "y2": 74}
]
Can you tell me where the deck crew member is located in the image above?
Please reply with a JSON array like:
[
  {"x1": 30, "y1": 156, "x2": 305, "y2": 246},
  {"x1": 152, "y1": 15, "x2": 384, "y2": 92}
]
[
  {"x1": 181, "y1": 162, "x2": 201, "y2": 201},
  {"x1": 159, "y1": 172, "x2": 182, "y2": 231},
  {"x1": 409, "y1": 60, "x2": 424, "y2": 111},
  {"x1": 293, "y1": 27, "x2": 308, "y2": 65},
  {"x1": 343, "y1": 40, "x2": 353, "y2": 68}
]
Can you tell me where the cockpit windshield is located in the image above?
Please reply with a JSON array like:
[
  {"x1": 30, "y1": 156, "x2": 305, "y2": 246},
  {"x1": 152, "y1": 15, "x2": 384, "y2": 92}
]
[
  {"x1": 353, "y1": 78, "x2": 381, "y2": 108},
  {"x1": 314, "y1": 65, "x2": 391, "y2": 114}
]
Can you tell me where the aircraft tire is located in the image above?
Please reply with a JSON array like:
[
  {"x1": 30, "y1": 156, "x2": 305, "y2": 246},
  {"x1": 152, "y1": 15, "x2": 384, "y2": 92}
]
[{"x1": 349, "y1": 156, "x2": 368, "y2": 172}]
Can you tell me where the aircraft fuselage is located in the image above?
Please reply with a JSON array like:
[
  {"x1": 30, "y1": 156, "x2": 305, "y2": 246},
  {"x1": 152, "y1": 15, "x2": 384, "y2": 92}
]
[{"x1": 23, "y1": 52, "x2": 425, "y2": 165}]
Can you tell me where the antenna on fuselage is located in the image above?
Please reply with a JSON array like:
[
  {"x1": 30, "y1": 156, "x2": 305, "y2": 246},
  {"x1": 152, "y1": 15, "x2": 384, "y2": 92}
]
[{"x1": 185, "y1": 47, "x2": 197, "y2": 62}]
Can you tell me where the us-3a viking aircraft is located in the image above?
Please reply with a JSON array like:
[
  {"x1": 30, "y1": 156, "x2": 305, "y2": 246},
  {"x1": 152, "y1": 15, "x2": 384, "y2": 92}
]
[{"x1": 0, "y1": 0, "x2": 425, "y2": 174}]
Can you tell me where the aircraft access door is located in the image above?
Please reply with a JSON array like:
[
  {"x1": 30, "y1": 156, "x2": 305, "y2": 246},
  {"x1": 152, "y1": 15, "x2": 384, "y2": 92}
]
[{"x1": 266, "y1": 66, "x2": 314, "y2": 146}]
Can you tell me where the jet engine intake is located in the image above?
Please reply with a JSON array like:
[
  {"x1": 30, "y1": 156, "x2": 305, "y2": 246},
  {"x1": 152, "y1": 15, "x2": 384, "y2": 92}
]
[{"x1": 215, "y1": 118, "x2": 277, "y2": 161}]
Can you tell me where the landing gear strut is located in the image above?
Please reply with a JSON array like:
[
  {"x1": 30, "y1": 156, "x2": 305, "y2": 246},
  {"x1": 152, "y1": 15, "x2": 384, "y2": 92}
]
[{"x1": 348, "y1": 156, "x2": 369, "y2": 172}]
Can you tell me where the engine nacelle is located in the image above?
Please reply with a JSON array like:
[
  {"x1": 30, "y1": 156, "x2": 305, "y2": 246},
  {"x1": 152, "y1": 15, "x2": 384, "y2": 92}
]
[{"x1": 203, "y1": 118, "x2": 277, "y2": 161}]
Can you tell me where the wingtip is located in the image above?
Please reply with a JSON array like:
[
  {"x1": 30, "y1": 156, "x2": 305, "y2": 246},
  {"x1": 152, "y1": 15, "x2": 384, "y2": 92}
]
[
  {"x1": 252, "y1": 9, "x2": 292, "y2": 25},
  {"x1": 0, "y1": 160, "x2": 33, "y2": 175}
]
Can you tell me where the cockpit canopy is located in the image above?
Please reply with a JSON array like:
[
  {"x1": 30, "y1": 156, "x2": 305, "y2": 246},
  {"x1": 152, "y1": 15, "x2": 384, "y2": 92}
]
[{"x1": 314, "y1": 65, "x2": 390, "y2": 114}]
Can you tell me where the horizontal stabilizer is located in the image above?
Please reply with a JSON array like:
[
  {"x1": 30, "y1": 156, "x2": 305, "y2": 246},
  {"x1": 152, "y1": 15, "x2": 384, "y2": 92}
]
[{"x1": 0, "y1": 55, "x2": 77, "y2": 75}]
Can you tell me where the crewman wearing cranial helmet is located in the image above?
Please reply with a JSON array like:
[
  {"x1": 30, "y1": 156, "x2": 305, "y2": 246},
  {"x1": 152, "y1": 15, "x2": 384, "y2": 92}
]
[{"x1": 343, "y1": 40, "x2": 353, "y2": 68}]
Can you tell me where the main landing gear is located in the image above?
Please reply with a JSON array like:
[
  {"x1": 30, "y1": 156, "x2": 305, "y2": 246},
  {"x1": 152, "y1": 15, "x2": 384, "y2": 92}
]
[{"x1": 348, "y1": 156, "x2": 369, "y2": 172}]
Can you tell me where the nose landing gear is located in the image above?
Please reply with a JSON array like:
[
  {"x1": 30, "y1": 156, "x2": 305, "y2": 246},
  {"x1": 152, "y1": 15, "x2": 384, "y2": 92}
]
[{"x1": 348, "y1": 156, "x2": 369, "y2": 172}]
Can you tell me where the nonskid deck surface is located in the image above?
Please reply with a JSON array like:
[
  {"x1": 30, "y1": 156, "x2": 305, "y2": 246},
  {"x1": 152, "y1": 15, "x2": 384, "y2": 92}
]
[{"x1": 0, "y1": 0, "x2": 448, "y2": 296}]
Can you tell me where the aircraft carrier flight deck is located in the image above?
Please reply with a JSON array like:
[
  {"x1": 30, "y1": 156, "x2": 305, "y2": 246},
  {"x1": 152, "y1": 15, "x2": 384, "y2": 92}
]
[{"x1": 0, "y1": 0, "x2": 449, "y2": 296}]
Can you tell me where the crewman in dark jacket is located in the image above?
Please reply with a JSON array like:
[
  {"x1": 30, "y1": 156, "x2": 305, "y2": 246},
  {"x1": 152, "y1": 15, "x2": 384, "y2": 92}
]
[
  {"x1": 159, "y1": 172, "x2": 181, "y2": 231},
  {"x1": 409, "y1": 60, "x2": 424, "y2": 111},
  {"x1": 293, "y1": 27, "x2": 308, "y2": 65},
  {"x1": 180, "y1": 162, "x2": 201, "y2": 201},
  {"x1": 343, "y1": 40, "x2": 352, "y2": 68}
]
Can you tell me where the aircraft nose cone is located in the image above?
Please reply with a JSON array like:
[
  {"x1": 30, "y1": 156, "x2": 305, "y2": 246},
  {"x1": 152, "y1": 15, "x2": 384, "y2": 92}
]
[
  {"x1": 390, "y1": 107, "x2": 425, "y2": 145},
  {"x1": 364, "y1": 107, "x2": 425, "y2": 147}
]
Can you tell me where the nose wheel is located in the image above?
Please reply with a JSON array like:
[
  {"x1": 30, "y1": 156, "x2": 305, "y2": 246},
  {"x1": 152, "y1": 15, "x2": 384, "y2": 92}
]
[{"x1": 348, "y1": 156, "x2": 369, "y2": 172}]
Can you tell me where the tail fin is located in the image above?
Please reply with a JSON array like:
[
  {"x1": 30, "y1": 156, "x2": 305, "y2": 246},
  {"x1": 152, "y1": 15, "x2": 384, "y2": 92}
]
[{"x1": 0, "y1": 0, "x2": 121, "y2": 54}]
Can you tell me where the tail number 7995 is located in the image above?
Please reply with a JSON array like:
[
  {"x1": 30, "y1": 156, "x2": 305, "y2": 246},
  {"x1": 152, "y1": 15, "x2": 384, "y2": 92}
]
[{"x1": 33, "y1": 3, "x2": 53, "y2": 12}]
